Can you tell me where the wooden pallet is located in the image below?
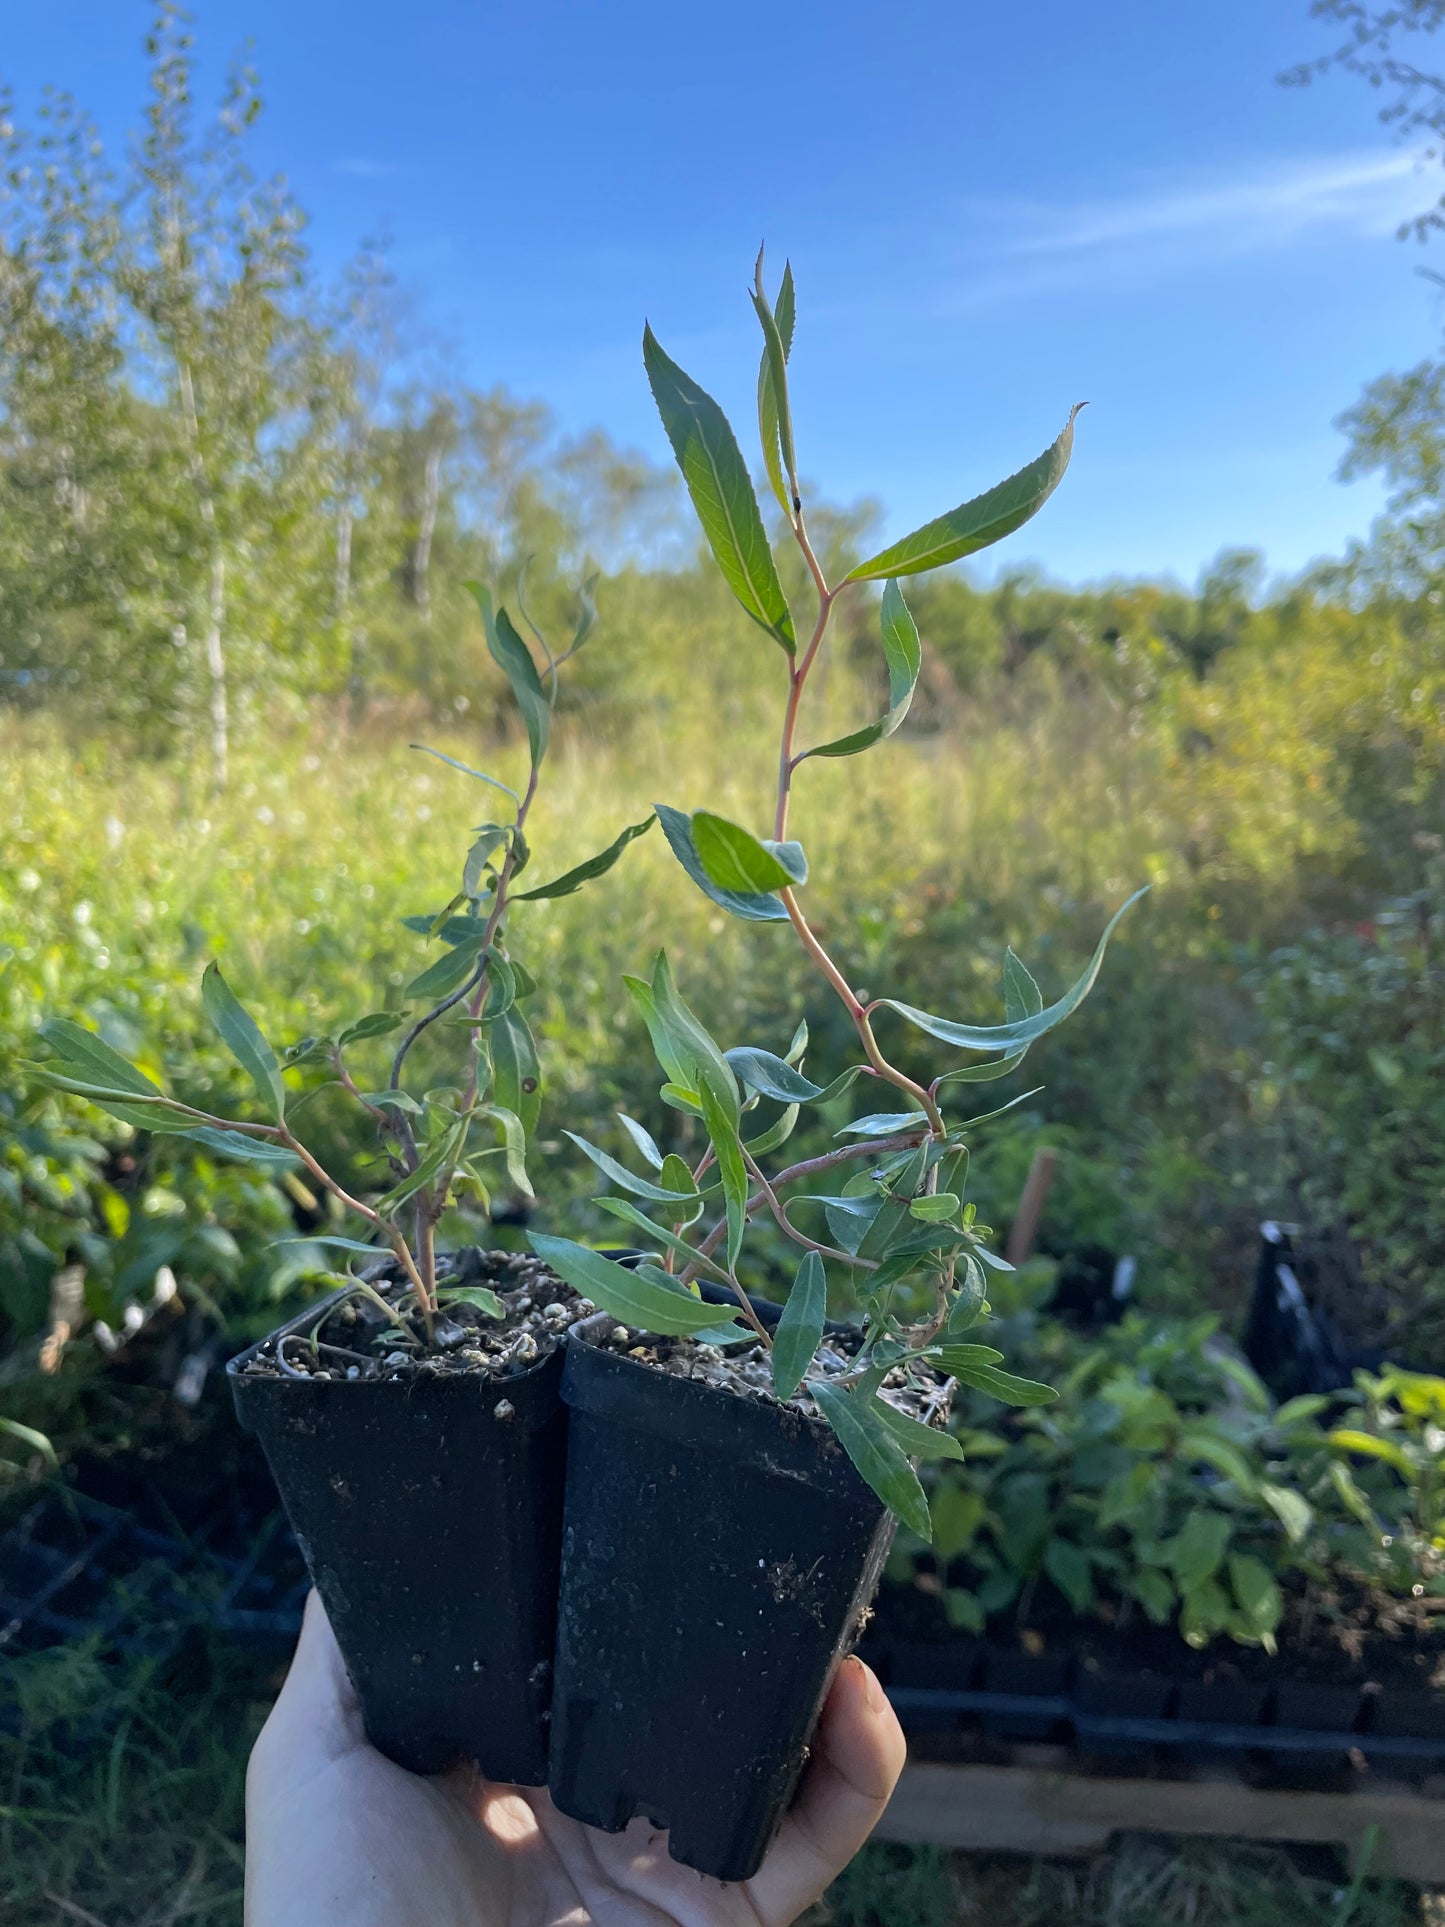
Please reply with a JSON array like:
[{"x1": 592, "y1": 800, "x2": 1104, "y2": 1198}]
[{"x1": 875, "y1": 1756, "x2": 1445, "y2": 1882}]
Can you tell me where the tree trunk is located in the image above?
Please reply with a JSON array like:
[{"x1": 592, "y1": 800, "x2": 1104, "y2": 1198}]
[
  {"x1": 178, "y1": 357, "x2": 229, "y2": 794},
  {"x1": 413, "y1": 442, "x2": 441, "y2": 619}
]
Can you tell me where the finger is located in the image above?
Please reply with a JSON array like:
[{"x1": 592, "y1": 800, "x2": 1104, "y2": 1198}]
[
  {"x1": 748, "y1": 1656, "x2": 906, "y2": 1927},
  {"x1": 257, "y1": 1589, "x2": 365, "y2": 1760}
]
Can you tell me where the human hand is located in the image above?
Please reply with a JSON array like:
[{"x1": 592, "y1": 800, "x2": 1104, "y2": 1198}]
[{"x1": 245, "y1": 1590, "x2": 906, "y2": 1927}]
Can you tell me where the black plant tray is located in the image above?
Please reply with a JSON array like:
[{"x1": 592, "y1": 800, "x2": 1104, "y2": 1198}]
[{"x1": 864, "y1": 1638, "x2": 1445, "y2": 1785}]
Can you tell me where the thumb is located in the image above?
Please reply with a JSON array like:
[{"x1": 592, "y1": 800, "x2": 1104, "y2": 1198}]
[{"x1": 747, "y1": 1656, "x2": 906, "y2": 1926}]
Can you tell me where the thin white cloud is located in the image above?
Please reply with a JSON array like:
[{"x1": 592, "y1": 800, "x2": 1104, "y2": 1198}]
[
  {"x1": 1006, "y1": 148, "x2": 1432, "y2": 259},
  {"x1": 332, "y1": 157, "x2": 403, "y2": 180}
]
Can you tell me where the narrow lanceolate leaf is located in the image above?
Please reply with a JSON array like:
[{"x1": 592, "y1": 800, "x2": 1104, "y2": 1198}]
[
  {"x1": 642, "y1": 323, "x2": 795, "y2": 650},
  {"x1": 512, "y1": 816, "x2": 656, "y2": 901},
  {"x1": 725, "y1": 1047, "x2": 824, "y2": 1104},
  {"x1": 836, "y1": 1110, "x2": 928, "y2": 1138},
  {"x1": 26, "y1": 1066, "x2": 197, "y2": 1135},
  {"x1": 563, "y1": 1130, "x2": 701, "y2": 1205},
  {"x1": 802, "y1": 579, "x2": 922, "y2": 761},
  {"x1": 463, "y1": 826, "x2": 510, "y2": 899},
  {"x1": 947, "y1": 1361, "x2": 1058, "y2": 1407},
  {"x1": 696, "y1": 1067, "x2": 749, "y2": 1271},
  {"x1": 925, "y1": 1343, "x2": 1004, "y2": 1372},
  {"x1": 772, "y1": 1250, "x2": 826, "y2": 1402},
  {"x1": 477, "y1": 1104, "x2": 533, "y2": 1196},
  {"x1": 691, "y1": 812, "x2": 807, "y2": 896},
  {"x1": 201, "y1": 963, "x2": 286, "y2": 1122},
  {"x1": 528, "y1": 1234, "x2": 747, "y2": 1336},
  {"x1": 592, "y1": 1197, "x2": 734, "y2": 1283},
  {"x1": 467, "y1": 582, "x2": 551, "y2": 767},
  {"x1": 876, "y1": 889, "x2": 1147, "y2": 1055},
  {"x1": 845, "y1": 406, "x2": 1086, "y2": 583},
  {"x1": 38, "y1": 1018, "x2": 166, "y2": 1099},
  {"x1": 744, "y1": 1102, "x2": 801, "y2": 1155},
  {"x1": 376, "y1": 1120, "x2": 468, "y2": 1215},
  {"x1": 752, "y1": 248, "x2": 798, "y2": 512},
  {"x1": 488, "y1": 1006, "x2": 540, "y2": 1136},
  {"x1": 757, "y1": 260, "x2": 799, "y2": 511},
  {"x1": 625, "y1": 951, "x2": 740, "y2": 1119},
  {"x1": 183, "y1": 1127, "x2": 298, "y2": 1165},
  {"x1": 616, "y1": 1112, "x2": 665, "y2": 1170},
  {"x1": 810, "y1": 1382, "x2": 932, "y2": 1541},
  {"x1": 338, "y1": 1011, "x2": 408, "y2": 1047},
  {"x1": 654, "y1": 803, "x2": 790, "y2": 922},
  {"x1": 437, "y1": 1285, "x2": 507, "y2": 1319},
  {"x1": 405, "y1": 928, "x2": 489, "y2": 1002},
  {"x1": 936, "y1": 946, "x2": 1045, "y2": 1085},
  {"x1": 659, "y1": 1153, "x2": 705, "y2": 1225},
  {"x1": 873, "y1": 1400, "x2": 967, "y2": 1462}
]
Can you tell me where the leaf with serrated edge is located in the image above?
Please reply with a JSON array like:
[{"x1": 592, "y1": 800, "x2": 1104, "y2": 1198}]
[
  {"x1": 810, "y1": 1382, "x2": 932, "y2": 1539},
  {"x1": 643, "y1": 324, "x2": 795, "y2": 650},
  {"x1": 528, "y1": 1234, "x2": 747, "y2": 1336},
  {"x1": 845, "y1": 407, "x2": 1084, "y2": 583},
  {"x1": 802, "y1": 579, "x2": 922, "y2": 761},
  {"x1": 201, "y1": 963, "x2": 286, "y2": 1121},
  {"x1": 772, "y1": 1251, "x2": 825, "y2": 1402}
]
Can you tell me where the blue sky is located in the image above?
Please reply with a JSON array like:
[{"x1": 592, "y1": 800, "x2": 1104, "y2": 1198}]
[{"x1": 3, "y1": 1, "x2": 1440, "y2": 585}]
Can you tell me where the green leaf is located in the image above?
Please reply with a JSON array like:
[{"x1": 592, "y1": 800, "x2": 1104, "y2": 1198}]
[
  {"x1": 616, "y1": 1112, "x2": 664, "y2": 1170},
  {"x1": 592, "y1": 1197, "x2": 733, "y2": 1283},
  {"x1": 1131, "y1": 1567, "x2": 1176, "y2": 1625},
  {"x1": 436, "y1": 1285, "x2": 506, "y2": 1319},
  {"x1": 725, "y1": 1047, "x2": 823, "y2": 1104},
  {"x1": 528, "y1": 1234, "x2": 746, "y2": 1336},
  {"x1": 568, "y1": 571, "x2": 600, "y2": 657},
  {"x1": 409, "y1": 743, "x2": 520, "y2": 805},
  {"x1": 654, "y1": 803, "x2": 789, "y2": 922},
  {"x1": 182, "y1": 1127, "x2": 298, "y2": 1165},
  {"x1": 944, "y1": 1261, "x2": 988, "y2": 1335},
  {"x1": 1178, "y1": 1427, "x2": 1257, "y2": 1489},
  {"x1": 925, "y1": 1342, "x2": 1005, "y2": 1372},
  {"x1": 405, "y1": 927, "x2": 489, "y2": 1001},
  {"x1": 836, "y1": 1110, "x2": 929, "y2": 1138},
  {"x1": 909, "y1": 1193, "x2": 961, "y2": 1223},
  {"x1": 37, "y1": 1018, "x2": 167, "y2": 1098},
  {"x1": 697, "y1": 1068, "x2": 749, "y2": 1270},
  {"x1": 512, "y1": 816, "x2": 656, "y2": 901},
  {"x1": 1259, "y1": 1480, "x2": 1314, "y2": 1544},
  {"x1": 810, "y1": 1382, "x2": 932, "y2": 1540},
  {"x1": 463, "y1": 826, "x2": 511, "y2": 899},
  {"x1": 947, "y1": 1362, "x2": 1057, "y2": 1406},
  {"x1": 756, "y1": 254, "x2": 797, "y2": 515},
  {"x1": 467, "y1": 583, "x2": 551, "y2": 767},
  {"x1": 642, "y1": 323, "x2": 795, "y2": 651},
  {"x1": 477, "y1": 1104, "x2": 533, "y2": 1196},
  {"x1": 376, "y1": 1120, "x2": 467, "y2": 1215},
  {"x1": 1227, "y1": 1552, "x2": 1283, "y2": 1639},
  {"x1": 0, "y1": 1417, "x2": 58, "y2": 1469},
  {"x1": 488, "y1": 1006, "x2": 541, "y2": 1136},
  {"x1": 691, "y1": 812, "x2": 806, "y2": 896},
  {"x1": 873, "y1": 1399, "x2": 966, "y2": 1462},
  {"x1": 201, "y1": 963, "x2": 286, "y2": 1122},
  {"x1": 1044, "y1": 1538, "x2": 1094, "y2": 1612},
  {"x1": 744, "y1": 1103, "x2": 801, "y2": 1156},
  {"x1": 857, "y1": 1144, "x2": 930, "y2": 1261},
  {"x1": 845, "y1": 406, "x2": 1085, "y2": 583},
  {"x1": 338, "y1": 1011, "x2": 408, "y2": 1047},
  {"x1": 271, "y1": 1234, "x2": 382, "y2": 1257},
  {"x1": 563, "y1": 1130, "x2": 701, "y2": 1204},
  {"x1": 1165, "y1": 1509, "x2": 1233, "y2": 1592},
  {"x1": 802, "y1": 579, "x2": 922, "y2": 761},
  {"x1": 752, "y1": 248, "x2": 798, "y2": 513},
  {"x1": 658, "y1": 1153, "x2": 705, "y2": 1225},
  {"x1": 26, "y1": 1063, "x2": 195, "y2": 1135},
  {"x1": 1328, "y1": 1428, "x2": 1415, "y2": 1478},
  {"x1": 626, "y1": 952, "x2": 740, "y2": 1119},
  {"x1": 876, "y1": 888, "x2": 1147, "y2": 1056},
  {"x1": 401, "y1": 912, "x2": 487, "y2": 946},
  {"x1": 772, "y1": 1250, "x2": 826, "y2": 1402},
  {"x1": 1272, "y1": 1394, "x2": 1331, "y2": 1429}
]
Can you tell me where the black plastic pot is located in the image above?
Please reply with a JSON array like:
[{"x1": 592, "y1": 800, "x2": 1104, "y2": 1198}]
[
  {"x1": 228, "y1": 1288, "x2": 567, "y2": 1783},
  {"x1": 547, "y1": 1325, "x2": 896, "y2": 1883}
]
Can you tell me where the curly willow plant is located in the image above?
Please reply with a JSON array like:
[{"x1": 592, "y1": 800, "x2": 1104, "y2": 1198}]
[
  {"x1": 28, "y1": 578, "x2": 656, "y2": 1343},
  {"x1": 531, "y1": 253, "x2": 1146, "y2": 1537}
]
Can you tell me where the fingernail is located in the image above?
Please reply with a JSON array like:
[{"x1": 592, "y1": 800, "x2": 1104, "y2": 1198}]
[{"x1": 848, "y1": 1654, "x2": 879, "y2": 1710}]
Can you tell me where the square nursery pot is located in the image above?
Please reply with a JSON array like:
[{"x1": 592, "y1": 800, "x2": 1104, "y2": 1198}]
[
  {"x1": 228, "y1": 1278, "x2": 568, "y2": 1784},
  {"x1": 547, "y1": 1320, "x2": 897, "y2": 1883}
]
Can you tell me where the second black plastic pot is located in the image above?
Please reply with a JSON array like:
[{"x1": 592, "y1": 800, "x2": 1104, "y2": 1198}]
[
  {"x1": 229, "y1": 1288, "x2": 567, "y2": 1783},
  {"x1": 547, "y1": 1326, "x2": 895, "y2": 1882}
]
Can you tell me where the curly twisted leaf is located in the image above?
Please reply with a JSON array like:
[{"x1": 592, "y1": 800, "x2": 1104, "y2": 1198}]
[
  {"x1": 845, "y1": 406, "x2": 1085, "y2": 583},
  {"x1": 877, "y1": 889, "x2": 1146, "y2": 1055},
  {"x1": 643, "y1": 323, "x2": 795, "y2": 650},
  {"x1": 801, "y1": 579, "x2": 921, "y2": 761},
  {"x1": 512, "y1": 816, "x2": 656, "y2": 902}
]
